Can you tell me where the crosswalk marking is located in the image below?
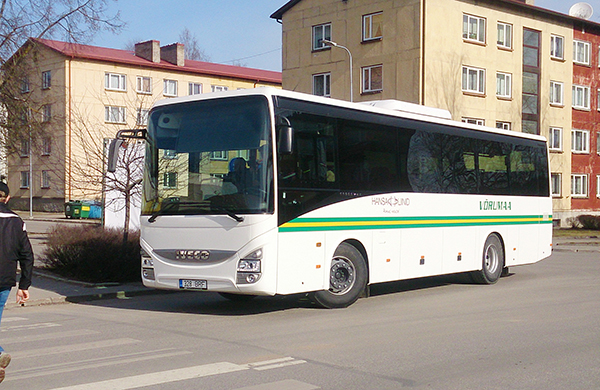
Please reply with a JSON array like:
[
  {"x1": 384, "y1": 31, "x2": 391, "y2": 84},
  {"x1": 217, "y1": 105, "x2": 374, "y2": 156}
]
[
  {"x1": 12, "y1": 338, "x2": 140, "y2": 358},
  {"x1": 1, "y1": 317, "x2": 28, "y2": 323},
  {"x1": 1, "y1": 322, "x2": 61, "y2": 332},
  {"x1": 2, "y1": 329, "x2": 98, "y2": 345},
  {"x1": 246, "y1": 357, "x2": 308, "y2": 371},
  {"x1": 234, "y1": 379, "x2": 319, "y2": 390}
]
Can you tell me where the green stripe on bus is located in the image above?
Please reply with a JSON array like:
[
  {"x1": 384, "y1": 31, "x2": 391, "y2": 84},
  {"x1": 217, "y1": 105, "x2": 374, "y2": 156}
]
[{"x1": 279, "y1": 215, "x2": 553, "y2": 232}]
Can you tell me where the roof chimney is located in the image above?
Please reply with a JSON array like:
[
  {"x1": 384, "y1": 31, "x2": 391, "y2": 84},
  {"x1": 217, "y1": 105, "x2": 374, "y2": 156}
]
[
  {"x1": 134, "y1": 40, "x2": 161, "y2": 63},
  {"x1": 161, "y1": 43, "x2": 185, "y2": 66}
]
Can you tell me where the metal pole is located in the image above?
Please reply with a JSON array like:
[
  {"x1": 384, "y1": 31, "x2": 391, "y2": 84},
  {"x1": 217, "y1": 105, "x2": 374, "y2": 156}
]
[
  {"x1": 29, "y1": 129, "x2": 33, "y2": 219},
  {"x1": 322, "y1": 40, "x2": 354, "y2": 102}
]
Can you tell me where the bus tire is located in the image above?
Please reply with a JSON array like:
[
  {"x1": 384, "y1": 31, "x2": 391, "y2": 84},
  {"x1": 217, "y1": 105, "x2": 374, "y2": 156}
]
[
  {"x1": 218, "y1": 292, "x2": 257, "y2": 302},
  {"x1": 312, "y1": 242, "x2": 368, "y2": 309},
  {"x1": 472, "y1": 233, "x2": 504, "y2": 284}
]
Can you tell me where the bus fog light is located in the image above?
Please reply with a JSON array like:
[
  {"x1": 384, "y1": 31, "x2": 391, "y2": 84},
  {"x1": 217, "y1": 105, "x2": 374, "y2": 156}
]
[
  {"x1": 141, "y1": 248, "x2": 153, "y2": 267},
  {"x1": 237, "y1": 272, "x2": 261, "y2": 284},
  {"x1": 142, "y1": 268, "x2": 155, "y2": 280},
  {"x1": 246, "y1": 274, "x2": 257, "y2": 283}
]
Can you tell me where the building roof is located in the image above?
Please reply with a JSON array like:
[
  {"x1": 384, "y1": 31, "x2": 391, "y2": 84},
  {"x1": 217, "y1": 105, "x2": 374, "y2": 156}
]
[
  {"x1": 29, "y1": 38, "x2": 282, "y2": 85},
  {"x1": 270, "y1": 0, "x2": 600, "y2": 30}
]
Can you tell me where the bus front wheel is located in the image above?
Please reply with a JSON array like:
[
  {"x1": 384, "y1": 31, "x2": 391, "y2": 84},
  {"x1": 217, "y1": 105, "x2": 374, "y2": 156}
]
[
  {"x1": 312, "y1": 243, "x2": 368, "y2": 309},
  {"x1": 472, "y1": 234, "x2": 504, "y2": 284}
]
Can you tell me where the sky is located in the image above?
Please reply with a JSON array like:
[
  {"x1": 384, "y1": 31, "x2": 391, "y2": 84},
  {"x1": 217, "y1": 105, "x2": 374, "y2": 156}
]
[{"x1": 89, "y1": 0, "x2": 600, "y2": 73}]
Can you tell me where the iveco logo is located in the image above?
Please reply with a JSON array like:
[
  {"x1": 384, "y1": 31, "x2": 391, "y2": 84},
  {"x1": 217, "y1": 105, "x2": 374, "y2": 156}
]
[{"x1": 175, "y1": 250, "x2": 210, "y2": 261}]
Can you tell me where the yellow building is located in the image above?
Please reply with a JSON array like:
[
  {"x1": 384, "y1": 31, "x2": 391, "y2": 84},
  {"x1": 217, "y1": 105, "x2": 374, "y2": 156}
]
[
  {"x1": 271, "y1": 0, "x2": 598, "y2": 225},
  {"x1": 5, "y1": 38, "x2": 281, "y2": 211}
]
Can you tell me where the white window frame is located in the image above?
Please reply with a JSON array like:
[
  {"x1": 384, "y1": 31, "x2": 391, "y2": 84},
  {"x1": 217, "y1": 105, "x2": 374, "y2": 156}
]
[
  {"x1": 597, "y1": 132, "x2": 600, "y2": 155},
  {"x1": 136, "y1": 76, "x2": 152, "y2": 94},
  {"x1": 210, "y1": 151, "x2": 228, "y2": 161},
  {"x1": 463, "y1": 14, "x2": 486, "y2": 43},
  {"x1": 163, "y1": 172, "x2": 178, "y2": 189},
  {"x1": 21, "y1": 77, "x2": 30, "y2": 93},
  {"x1": 312, "y1": 73, "x2": 331, "y2": 97},
  {"x1": 549, "y1": 81, "x2": 564, "y2": 106},
  {"x1": 462, "y1": 117, "x2": 485, "y2": 126},
  {"x1": 572, "y1": 85, "x2": 590, "y2": 110},
  {"x1": 41, "y1": 137, "x2": 51, "y2": 156},
  {"x1": 137, "y1": 109, "x2": 149, "y2": 126},
  {"x1": 20, "y1": 139, "x2": 29, "y2": 157},
  {"x1": 42, "y1": 70, "x2": 51, "y2": 89},
  {"x1": 362, "y1": 64, "x2": 383, "y2": 93},
  {"x1": 551, "y1": 173, "x2": 561, "y2": 197},
  {"x1": 363, "y1": 12, "x2": 383, "y2": 41},
  {"x1": 41, "y1": 104, "x2": 52, "y2": 122},
  {"x1": 20, "y1": 171, "x2": 30, "y2": 189},
  {"x1": 571, "y1": 129, "x2": 590, "y2": 153},
  {"x1": 105, "y1": 106, "x2": 126, "y2": 124},
  {"x1": 41, "y1": 170, "x2": 51, "y2": 189},
  {"x1": 573, "y1": 40, "x2": 590, "y2": 65},
  {"x1": 571, "y1": 174, "x2": 588, "y2": 198},
  {"x1": 312, "y1": 23, "x2": 332, "y2": 50},
  {"x1": 211, "y1": 85, "x2": 228, "y2": 92},
  {"x1": 598, "y1": 89, "x2": 600, "y2": 111},
  {"x1": 496, "y1": 72, "x2": 511, "y2": 98},
  {"x1": 550, "y1": 35, "x2": 564, "y2": 60},
  {"x1": 105, "y1": 73, "x2": 126, "y2": 91},
  {"x1": 462, "y1": 66, "x2": 485, "y2": 94},
  {"x1": 549, "y1": 127, "x2": 562, "y2": 151},
  {"x1": 597, "y1": 175, "x2": 600, "y2": 198},
  {"x1": 497, "y1": 22, "x2": 512, "y2": 49},
  {"x1": 496, "y1": 121, "x2": 511, "y2": 130},
  {"x1": 189, "y1": 82, "x2": 202, "y2": 95},
  {"x1": 163, "y1": 79, "x2": 178, "y2": 96}
]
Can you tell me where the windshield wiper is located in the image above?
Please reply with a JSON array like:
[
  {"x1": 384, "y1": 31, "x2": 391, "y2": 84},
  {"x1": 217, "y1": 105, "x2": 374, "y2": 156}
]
[{"x1": 147, "y1": 200, "x2": 244, "y2": 223}]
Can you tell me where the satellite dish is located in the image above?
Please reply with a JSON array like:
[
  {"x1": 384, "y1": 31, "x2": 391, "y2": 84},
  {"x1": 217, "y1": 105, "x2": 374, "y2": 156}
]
[{"x1": 569, "y1": 2, "x2": 594, "y2": 19}]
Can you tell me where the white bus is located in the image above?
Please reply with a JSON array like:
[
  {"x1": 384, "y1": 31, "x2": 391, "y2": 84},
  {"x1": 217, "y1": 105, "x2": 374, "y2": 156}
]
[{"x1": 113, "y1": 87, "x2": 552, "y2": 308}]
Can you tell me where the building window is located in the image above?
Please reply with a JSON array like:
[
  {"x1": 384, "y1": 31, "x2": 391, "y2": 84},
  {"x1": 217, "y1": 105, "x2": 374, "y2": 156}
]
[
  {"x1": 551, "y1": 173, "x2": 561, "y2": 197},
  {"x1": 572, "y1": 85, "x2": 590, "y2": 110},
  {"x1": 163, "y1": 150, "x2": 177, "y2": 159},
  {"x1": 105, "y1": 106, "x2": 126, "y2": 124},
  {"x1": 571, "y1": 129, "x2": 590, "y2": 153},
  {"x1": 313, "y1": 23, "x2": 332, "y2": 50},
  {"x1": 549, "y1": 81, "x2": 564, "y2": 106},
  {"x1": 211, "y1": 85, "x2": 228, "y2": 92},
  {"x1": 462, "y1": 66, "x2": 485, "y2": 94},
  {"x1": 597, "y1": 89, "x2": 600, "y2": 111},
  {"x1": 462, "y1": 117, "x2": 484, "y2": 126},
  {"x1": 597, "y1": 175, "x2": 600, "y2": 198},
  {"x1": 105, "y1": 73, "x2": 126, "y2": 91},
  {"x1": 496, "y1": 72, "x2": 511, "y2": 98},
  {"x1": 597, "y1": 132, "x2": 600, "y2": 154},
  {"x1": 42, "y1": 71, "x2": 51, "y2": 89},
  {"x1": 20, "y1": 139, "x2": 29, "y2": 157},
  {"x1": 549, "y1": 127, "x2": 562, "y2": 151},
  {"x1": 41, "y1": 104, "x2": 52, "y2": 122},
  {"x1": 496, "y1": 121, "x2": 511, "y2": 130},
  {"x1": 363, "y1": 12, "x2": 383, "y2": 41},
  {"x1": 550, "y1": 35, "x2": 564, "y2": 60},
  {"x1": 41, "y1": 170, "x2": 51, "y2": 189},
  {"x1": 163, "y1": 172, "x2": 178, "y2": 189},
  {"x1": 137, "y1": 109, "x2": 149, "y2": 126},
  {"x1": 571, "y1": 174, "x2": 588, "y2": 198},
  {"x1": 313, "y1": 73, "x2": 331, "y2": 97},
  {"x1": 497, "y1": 22, "x2": 512, "y2": 49},
  {"x1": 573, "y1": 40, "x2": 590, "y2": 65},
  {"x1": 136, "y1": 76, "x2": 152, "y2": 94},
  {"x1": 20, "y1": 171, "x2": 30, "y2": 189},
  {"x1": 189, "y1": 82, "x2": 202, "y2": 95},
  {"x1": 164, "y1": 79, "x2": 178, "y2": 96},
  {"x1": 21, "y1": 77, "x2": 30, "y2": 93},
  {"x1": 42, "y1": 137, "x2": 51, "y2": 156},
  {"x1": 210, "y1": 151, "x2": 228, "y2": 160},
  {"x1": 362, "y1": 65, "x2": 383, "y2": 93},
  {"x1": 463, "y1": 14, "x2": 485, "y2": 43}
]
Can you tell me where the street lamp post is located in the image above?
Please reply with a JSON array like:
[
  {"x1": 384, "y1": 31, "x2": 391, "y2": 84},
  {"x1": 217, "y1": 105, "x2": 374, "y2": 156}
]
[{"x1": 322, "y1": 39, "x2": 353, "y2": 102}]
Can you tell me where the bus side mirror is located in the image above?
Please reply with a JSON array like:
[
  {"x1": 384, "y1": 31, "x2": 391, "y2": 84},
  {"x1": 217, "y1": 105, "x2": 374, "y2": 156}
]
[
  {"x1": 107, "y1": 139, "x2": 123, "y2": 173},
  {"x1": 278, "y1": 125, "x2": 293, "y2": 155}
]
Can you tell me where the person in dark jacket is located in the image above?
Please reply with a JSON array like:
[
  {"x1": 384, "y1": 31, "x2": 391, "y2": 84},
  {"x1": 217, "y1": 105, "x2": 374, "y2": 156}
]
[{"x1": 0, "y1": 182, "x2": 33, "y2": 383}]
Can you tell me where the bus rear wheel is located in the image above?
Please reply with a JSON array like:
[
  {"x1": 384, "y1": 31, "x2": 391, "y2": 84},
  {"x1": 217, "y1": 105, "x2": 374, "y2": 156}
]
[
  {"x1": 472, "y1": 233, "x2": 504, "y2": 284},
  {"x1": 312, "y1": 243, "x2": 368, "y2": 309}
]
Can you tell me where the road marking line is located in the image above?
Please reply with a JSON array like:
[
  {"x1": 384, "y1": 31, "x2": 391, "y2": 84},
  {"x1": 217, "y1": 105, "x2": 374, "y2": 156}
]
[
  {"x1": 2, "y1": 329, "x2": 98, "y2": 344},
  {"x1": 233, "y1": 379, "x2": 319, "y2": 390},
  {"x1": 1, "y1": 317, "x2": 28, "y2": 323},
  {"x1": 0, "y1": 322, "x2": 61, "y2": 332},
  {"x1": 7, "y1": 349, "x2": 192, "y2": 381},
  {"x1": 48, "y1": 361, "x2": 249, "y2": 390},
  {"x1": 11, "y1": 338, "x2": 140, "y2": 358},
  {"x1": 251, "y1": 359, "x2": 307, "y2": 371},
  {"x1": 246, "y1": 356, "x2": 296, "y2": 367}
]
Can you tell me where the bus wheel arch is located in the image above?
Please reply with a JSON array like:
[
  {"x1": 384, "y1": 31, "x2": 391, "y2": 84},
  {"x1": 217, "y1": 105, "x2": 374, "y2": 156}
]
[
  {"x1": 311, "y1": 240, "x2": 369, "y2": 309},
  {"x1": 472, "y1": 232, "x2": 505, "y2": 284}
]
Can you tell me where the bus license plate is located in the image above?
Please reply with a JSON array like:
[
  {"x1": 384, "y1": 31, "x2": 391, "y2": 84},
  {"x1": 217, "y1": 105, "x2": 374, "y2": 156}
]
[{"x1": 179, "y1": 279, "x2": 207, "y2": 290}]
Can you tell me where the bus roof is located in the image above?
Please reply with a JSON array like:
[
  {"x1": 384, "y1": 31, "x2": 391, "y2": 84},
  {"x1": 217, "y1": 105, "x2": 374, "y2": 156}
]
[{"x1": 152, "y1": 87, "x2": 547, "y2": 144}]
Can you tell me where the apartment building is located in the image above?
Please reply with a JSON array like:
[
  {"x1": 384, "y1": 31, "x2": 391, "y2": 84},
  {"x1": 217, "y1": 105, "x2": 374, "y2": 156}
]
[
  {"x1": 5, "y1": 38, "x2": 282, "y2": 211},
  {"x1": 271, "y1": 0, "x2": 600, "y2": 225}
]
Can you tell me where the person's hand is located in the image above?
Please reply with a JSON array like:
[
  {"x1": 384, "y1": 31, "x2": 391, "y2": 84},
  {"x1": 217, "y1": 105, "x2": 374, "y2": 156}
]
[{"x1": 16, "y1": 289, "x2": 29, "y2": 304}]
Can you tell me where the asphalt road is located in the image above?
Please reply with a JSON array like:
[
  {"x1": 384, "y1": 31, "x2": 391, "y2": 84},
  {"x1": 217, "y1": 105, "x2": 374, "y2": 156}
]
[{"x1": 1, "y1": 250, "x2": 598, "y2": 390}]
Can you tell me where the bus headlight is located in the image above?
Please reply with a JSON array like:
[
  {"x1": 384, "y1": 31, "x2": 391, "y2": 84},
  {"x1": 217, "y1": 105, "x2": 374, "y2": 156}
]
[
  {"x1": 141, "y1": 248, "x2": 155, "y2": 280},
  {"x1": 237, "y1": 248, "x2": 262, "y2": 284}
]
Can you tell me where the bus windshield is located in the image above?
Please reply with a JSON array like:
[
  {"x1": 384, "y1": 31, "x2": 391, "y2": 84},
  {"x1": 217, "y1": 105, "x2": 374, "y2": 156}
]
[{"x1": 143, "y1": 95, "x2": 274, "y2": 218}]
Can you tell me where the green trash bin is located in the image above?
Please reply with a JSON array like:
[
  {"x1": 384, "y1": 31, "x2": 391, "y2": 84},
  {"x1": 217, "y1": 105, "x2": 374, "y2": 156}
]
[
  {"x1": 65, "y1": 201, "x2": 82, "y2": 219},
  {"x1": 80, "y1": 202, "x2": 91, "y2": 219}
]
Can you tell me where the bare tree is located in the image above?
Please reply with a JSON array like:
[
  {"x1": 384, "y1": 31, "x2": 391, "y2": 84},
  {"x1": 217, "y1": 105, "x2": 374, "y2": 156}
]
[
  {"x1": 0, "y1": 0, "x2": 123, "y2": 153},
  {"x1": 178, "y1": 27, "x2": 210, "y2": 61}
]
